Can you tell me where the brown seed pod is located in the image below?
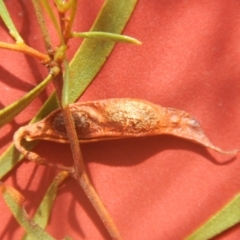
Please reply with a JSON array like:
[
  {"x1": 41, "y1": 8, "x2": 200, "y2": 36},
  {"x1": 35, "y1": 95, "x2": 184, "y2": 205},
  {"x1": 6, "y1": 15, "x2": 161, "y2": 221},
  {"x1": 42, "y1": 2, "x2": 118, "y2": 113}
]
[{"x1": 13, "y1": 98, "x2": 239, "y2": 162}]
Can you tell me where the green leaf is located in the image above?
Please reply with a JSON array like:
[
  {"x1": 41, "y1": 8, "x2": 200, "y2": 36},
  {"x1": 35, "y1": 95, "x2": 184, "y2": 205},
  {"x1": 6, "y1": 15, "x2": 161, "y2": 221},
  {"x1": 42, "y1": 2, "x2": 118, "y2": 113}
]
[
  {"x1": 0, "y1": 72, "x2": 55, "y2": 128},
  {"x1": 186, "y1": 193, "x2": 240, "y2": 240},
  {"x1": 22, "y1": 171, "x2": 69, "y2": 240},
  {"x1": 68, "y1": 0, "x2": 139, "y2": 103},
  {"x1": 62, "y1": 60, "x2": 70, "y2": 107},
  {"x1": 72, "y1": 31, "x2": 142, "y2": 45},
  {"x1": 0, "y1": 0, "x2": 24, "y2": 43},
  {"x1": 0, "y1": 0, "x2": 139, "y2": 178},
  {"x1": 0, "y1": 183, "x2": 55, "y2": 240}
]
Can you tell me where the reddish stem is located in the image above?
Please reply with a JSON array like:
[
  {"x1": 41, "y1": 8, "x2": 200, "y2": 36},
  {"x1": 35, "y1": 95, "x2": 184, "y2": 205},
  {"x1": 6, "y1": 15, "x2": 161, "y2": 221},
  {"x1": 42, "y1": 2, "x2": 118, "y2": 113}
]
[
  {"x1": 51, "y1": 73, "x2": 122, "y2": 239},
  {"x1": 62, "y1": 105, "x2": 123, "y2": 240},
  {"x1": 32, "y1": 0, "x2": 122, "y2": 237},
  {"x1": 0, "y1": 42, "x2": 50, "y2": 63}
]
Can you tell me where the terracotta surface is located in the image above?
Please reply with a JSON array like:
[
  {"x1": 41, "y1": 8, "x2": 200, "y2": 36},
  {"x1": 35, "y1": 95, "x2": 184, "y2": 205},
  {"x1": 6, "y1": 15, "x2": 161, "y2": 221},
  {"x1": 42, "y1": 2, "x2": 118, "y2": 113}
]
[{"x1": 0, "y1": 1, "x2": 240, "y2": 239}]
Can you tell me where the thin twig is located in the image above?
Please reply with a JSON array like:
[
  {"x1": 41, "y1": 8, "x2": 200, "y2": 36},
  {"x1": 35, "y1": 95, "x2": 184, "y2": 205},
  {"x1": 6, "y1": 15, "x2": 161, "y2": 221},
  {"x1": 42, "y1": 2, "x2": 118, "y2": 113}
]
[
  {"x1": 51, "y1": 71, "x2": 122, "y2": 239},
  {"x1": 30, "y1": 1, "x2": 123, "y2": 238},
  {"x1": 40, "y1": 0, "x2": 64, "y2": 45},
  {"x1": 62, "y1": 105, "x2": 123, "y2": 240},
  {"x1": 51, "y1": 50, "x2": 122, "y2": 239},
  {"x1": 64, "y1": 0, "x2": 78, "y2": 43},
  {"x1": 31, "y1": 0, "x2": 54, "y2": 56},
  {"x1": 58, "y1": 11, "x2": 66, "y2": 37},
  {"x1": 0, "y1": 42, "x2": 50, "y2": 62}
]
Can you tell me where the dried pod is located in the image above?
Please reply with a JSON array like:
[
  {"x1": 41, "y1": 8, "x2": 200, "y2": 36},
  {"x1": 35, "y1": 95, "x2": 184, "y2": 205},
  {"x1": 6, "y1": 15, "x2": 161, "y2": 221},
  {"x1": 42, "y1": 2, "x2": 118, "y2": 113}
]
[{"x1": 14, "y1": 98, "x2": 239, "y2": 161}]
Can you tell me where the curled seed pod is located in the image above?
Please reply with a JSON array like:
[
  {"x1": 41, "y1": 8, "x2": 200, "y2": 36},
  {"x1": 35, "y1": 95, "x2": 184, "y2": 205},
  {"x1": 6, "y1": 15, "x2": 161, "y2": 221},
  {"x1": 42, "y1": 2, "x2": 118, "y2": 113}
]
[{"x1": 14, "y1": 98, "x2": 239, "y2": 161}]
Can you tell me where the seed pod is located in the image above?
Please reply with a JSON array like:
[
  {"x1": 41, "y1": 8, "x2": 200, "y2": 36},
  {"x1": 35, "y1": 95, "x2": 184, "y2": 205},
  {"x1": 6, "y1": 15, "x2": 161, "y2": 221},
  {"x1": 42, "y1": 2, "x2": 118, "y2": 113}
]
[{"x1": 13, "y1": 98, "x2": 239, "y2": 161}]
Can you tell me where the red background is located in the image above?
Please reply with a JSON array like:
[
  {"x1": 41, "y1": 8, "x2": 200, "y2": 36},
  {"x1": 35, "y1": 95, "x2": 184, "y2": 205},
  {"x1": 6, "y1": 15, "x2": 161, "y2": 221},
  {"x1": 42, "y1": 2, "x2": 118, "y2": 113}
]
[{"x1": 0, "y1": 1, "x2": 240, "y2": 239}]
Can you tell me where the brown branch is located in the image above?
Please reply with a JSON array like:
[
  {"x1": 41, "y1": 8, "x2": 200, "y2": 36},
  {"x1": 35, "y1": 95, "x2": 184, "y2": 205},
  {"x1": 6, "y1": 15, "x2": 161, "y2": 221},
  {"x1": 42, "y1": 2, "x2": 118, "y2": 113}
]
[
  {"x1": 62, "y1": 105, "x2": 123, "y2": 240},
  {"x1": 51, "y1": 71, "x2": 122, "y2": 239},
  {"x1": 64, "y1": 0, "x2": 78, "y2": 43},
  {"x1": 31, "y1": 0, "x2": 54, "y2": 56},
  {"x1": 30, "y1": 0, "x2": 122, "y2": 236}
]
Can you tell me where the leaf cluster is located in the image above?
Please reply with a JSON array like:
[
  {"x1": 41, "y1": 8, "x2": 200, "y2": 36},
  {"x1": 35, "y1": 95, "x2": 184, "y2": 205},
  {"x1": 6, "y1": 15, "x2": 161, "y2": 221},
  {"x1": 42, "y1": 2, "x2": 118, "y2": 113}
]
[{"x1": 0, "y1": 0, "x2": 139, "y2": 238}]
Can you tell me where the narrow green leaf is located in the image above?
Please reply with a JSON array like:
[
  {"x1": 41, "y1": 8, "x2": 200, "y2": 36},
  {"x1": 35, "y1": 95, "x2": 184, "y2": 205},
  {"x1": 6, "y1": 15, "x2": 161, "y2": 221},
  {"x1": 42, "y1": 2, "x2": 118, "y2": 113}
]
[
  {"x1": 0, "y1": 0, "x2": 24, "y2": 43},
  {"x1": 0, "y1": 183, "x2": 55, "y2": 240},
  {"x1": 186, "y1": 194, "x2": 240, "y2": 240},
  {"x1": 62, "y1": 60, "x2": 70, "y2": 107},
  {"x1": 72, "y1": 31, "x2": 142, "y2": 45},
  {"x1": 0, "y1": 72, "x2": 55, "y2": 128},
  {"x1": 0, "y1": 0, "x2": 139, "y2": 178},
  {"x1": 68, "y1": 0, "x2": 139, "y2": 103},
  {"x1": 23, "y1": 171, "x2": 69, "y2": 240}
]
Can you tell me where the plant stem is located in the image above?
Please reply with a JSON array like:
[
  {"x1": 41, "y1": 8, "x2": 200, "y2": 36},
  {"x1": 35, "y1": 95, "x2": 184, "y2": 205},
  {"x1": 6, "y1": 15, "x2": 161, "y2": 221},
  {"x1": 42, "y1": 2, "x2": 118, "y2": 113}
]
[
  {"x1": 31, "y1": 0, "x2": 54, "y2": 55},
  {"x1": 40, "y1": 0, "x2": 64, "y2": 45},
  {"x1": 31, "y1": 1, "x2": 122, "y2": 237},
  {"x1": 64, "y1": 0, "x2": 77, "y2": 43},
  {"x1": 58, "y1": 11, "x2": 66, "y2": 37},
  {"x1": 51, "y1": 71, "x2": 122, "y2": 239},
  {"x1": 0, "y1": 42, "x2": 49, "y2": 62},
  {"x1": 62, "y1": 105, "x2": 123, "y2": 240}
]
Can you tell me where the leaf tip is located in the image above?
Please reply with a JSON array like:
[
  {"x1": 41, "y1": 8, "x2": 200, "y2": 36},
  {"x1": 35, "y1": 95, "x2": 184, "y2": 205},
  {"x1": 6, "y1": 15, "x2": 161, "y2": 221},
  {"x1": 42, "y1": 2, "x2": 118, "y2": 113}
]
[{"x1": 135, "y1": 40, "x2": 142, "y2": 45}]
